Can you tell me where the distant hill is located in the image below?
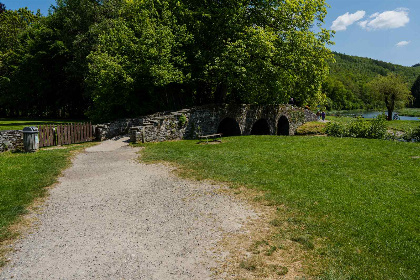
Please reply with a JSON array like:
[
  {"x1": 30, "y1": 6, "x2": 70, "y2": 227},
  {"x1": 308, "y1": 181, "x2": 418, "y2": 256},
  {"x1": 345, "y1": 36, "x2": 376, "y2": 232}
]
[
  {"x1": 330, "y1": 52, "x2": 420, "y2": 85},
  {"x1": 323, "y1": 52, "x2": 420, "y2": 110}
]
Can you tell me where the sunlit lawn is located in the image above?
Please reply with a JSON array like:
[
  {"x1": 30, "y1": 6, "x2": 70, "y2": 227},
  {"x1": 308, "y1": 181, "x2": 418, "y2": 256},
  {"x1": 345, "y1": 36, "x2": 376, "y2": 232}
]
[
  {"x1": 137, "y1": 136, "x2": 420, "y2": 279},
  {"x1": 0, "y1": 118, "x2": 85, "y2": 131},
  {"x1": 327, "y1": 116, "x2": 419, "y2": 132},
  {"x1": 0, "y1": 143, "x2": 95, "y2": 266},
  {"x1": 399, "y1": 108, "x2": 420, "y2": 117}
]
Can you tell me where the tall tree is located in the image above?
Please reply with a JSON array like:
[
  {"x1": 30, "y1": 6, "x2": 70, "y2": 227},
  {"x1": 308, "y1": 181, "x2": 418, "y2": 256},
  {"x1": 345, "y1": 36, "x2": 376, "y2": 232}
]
[
  {"x1": 0, "y1": 2, "x2": 6, "y2": 14},
  {"x1": 368, "y1": 73, "x2": 413, "y2": 120},
  {"x1": 1, "y1": 0, "x2": 334, "y2": 120},
  {"x1": 8, "y1": 0, "x2": 109, "y2": 118},
  {"x1": 86, "y1": 0, "x2": 190, "y2": 121},
  {"x1": 411, "y1": 75, "x2": 420, "y2": 108},
  {"x1": 0, "y1": 8, "x2": 40, "y2": 116},
  {"x1": 0, "y1": 8, "x2": 40, "y2": 52},
  {"x1": 179, "y1": 0, "x2": 334, "y2": 106}
]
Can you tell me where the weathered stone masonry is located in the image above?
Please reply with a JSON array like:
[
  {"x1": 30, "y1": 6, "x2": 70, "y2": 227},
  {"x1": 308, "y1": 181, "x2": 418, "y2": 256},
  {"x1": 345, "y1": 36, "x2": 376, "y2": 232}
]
[
  {"x1": 95, "y1": 104, "x2": 317, "y2": 143},
  {"x1": 0, "y1": 130, "x2": 23, "y2": 152},
  {"x1": 186, "y1": 104, "x2": 316, "y2": 137},
  {"x1": 0, "y1": 104, "x2": 316, "y2": 152}
]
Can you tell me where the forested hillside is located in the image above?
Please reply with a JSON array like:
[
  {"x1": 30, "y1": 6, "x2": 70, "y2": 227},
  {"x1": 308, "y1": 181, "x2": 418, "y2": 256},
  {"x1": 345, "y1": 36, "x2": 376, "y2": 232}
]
[{"x1": 324, "y1": 52, "x2": 420, "y2": 110}]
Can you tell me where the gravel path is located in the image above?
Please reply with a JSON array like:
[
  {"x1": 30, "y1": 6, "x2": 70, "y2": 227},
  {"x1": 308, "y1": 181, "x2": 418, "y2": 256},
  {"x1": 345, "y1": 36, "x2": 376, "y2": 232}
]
[{"x1": 1, "y1": 137, "x2": 256, "y2": 279}]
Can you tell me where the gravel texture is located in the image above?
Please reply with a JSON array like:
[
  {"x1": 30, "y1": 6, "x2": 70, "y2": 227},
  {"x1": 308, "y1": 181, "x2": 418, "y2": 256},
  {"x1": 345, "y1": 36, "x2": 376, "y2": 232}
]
[{"x1": 0, "y1": 137, "x2": 256, "y2": 279}]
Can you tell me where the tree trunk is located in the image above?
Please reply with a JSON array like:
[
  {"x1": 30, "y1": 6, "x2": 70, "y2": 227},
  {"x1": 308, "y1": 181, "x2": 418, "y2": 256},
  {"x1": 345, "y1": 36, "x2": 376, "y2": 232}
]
[
  {"x1": 384, "y1": 95, "x2": 394, "y2": 121},
  {"x1": 387, "y1": 108, "x2": 393, "y2": 121}
]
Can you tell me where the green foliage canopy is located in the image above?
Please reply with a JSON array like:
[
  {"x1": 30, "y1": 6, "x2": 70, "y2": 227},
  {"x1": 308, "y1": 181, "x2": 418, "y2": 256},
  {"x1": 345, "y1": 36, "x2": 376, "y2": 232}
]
[
  {"x1": 85, "y1": 0, "x2": 334, "y2": 121},
  {"x1": 367, "y1": 73, "x2": 413, "y2": 120},
  {"x1": 0, "y1": 8, "x2": 41, "y2": 116},
  {"x1": 0, "y1": 0, "x2": 333, "y2": 121},
  {"x1": 411, "y1": 75, "x2": 420, "y2": 107},
  {"x1": 0, "y1": 2, "x2": 6, "y2": 14}
]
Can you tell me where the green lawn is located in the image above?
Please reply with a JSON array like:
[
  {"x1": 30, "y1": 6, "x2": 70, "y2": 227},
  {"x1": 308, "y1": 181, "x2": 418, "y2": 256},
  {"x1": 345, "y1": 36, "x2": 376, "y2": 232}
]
[
  {"x1": 398, "y1": 108, "x2": 420, "y2": 117},
  {"x1": 328, "y1": 108, "x2": 420, "y2": 118},
  {"x1": 0, "y1": 143, "x2": 94, "y2": 266},
  {"x1": 0, "y1": 118, "x2": 86, "y2": 131},
  {"x1": 327, "y1": 116, "x2": 419, "y2": 132},
  {"x1": 137, "y1": 136, "x2": 420, "y2": 279}
]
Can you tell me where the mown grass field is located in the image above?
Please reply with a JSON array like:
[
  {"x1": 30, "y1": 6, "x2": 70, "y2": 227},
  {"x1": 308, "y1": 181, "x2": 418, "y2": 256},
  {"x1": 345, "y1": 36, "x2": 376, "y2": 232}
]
[
  {"x1": 328, "y1": 108, "x2": 420, "y2": 118},
  {"x1": 137, "y1": 136, "x2": 420, "y2": 279},
  {"x1": 327, "y1": 116, "x2": 419, "y2": 132},
  {"x1": 297, "y1": 117, "x2": 419, "y2": 137},
  {"x1": 0, "y1": 143, "x2": 95, "y2": 266},
  {"x1": 0, "y1": 119, "x2": 85, "y2": 131},
  {"x1": 399, "y1": 108, "x2": 420, "y2": 117}
]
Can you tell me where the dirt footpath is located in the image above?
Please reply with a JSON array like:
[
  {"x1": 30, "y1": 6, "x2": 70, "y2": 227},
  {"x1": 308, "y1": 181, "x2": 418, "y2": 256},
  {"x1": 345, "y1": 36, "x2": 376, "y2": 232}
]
[{"x1": 0, "y1": 138, "x2": 257, "y2": 279}]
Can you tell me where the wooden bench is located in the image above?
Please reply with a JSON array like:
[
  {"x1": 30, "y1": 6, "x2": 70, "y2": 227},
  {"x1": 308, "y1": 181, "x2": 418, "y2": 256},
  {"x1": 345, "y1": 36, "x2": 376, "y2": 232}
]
[{"x1": 199, "y1": 133, "x2": 222, "y2": 143}]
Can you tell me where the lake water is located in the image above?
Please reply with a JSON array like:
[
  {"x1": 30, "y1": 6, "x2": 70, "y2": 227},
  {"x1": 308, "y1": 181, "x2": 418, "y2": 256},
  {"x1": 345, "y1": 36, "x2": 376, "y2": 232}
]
[
  {"x1": 336, "y1": 111, "x2": 419, "y2": 121},
  {"x1": 361, "y1": 112, "x2": 419, "y2": 121}
]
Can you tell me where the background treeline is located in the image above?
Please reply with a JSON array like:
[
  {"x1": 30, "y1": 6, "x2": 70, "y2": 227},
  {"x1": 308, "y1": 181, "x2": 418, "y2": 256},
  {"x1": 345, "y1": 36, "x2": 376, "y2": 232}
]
[
  {"x1": 324, "y1": 52, "x2": 420, "y2": 110},
  {"x1": 0, "y1": 0, "x2": 333, "y2": 122}
]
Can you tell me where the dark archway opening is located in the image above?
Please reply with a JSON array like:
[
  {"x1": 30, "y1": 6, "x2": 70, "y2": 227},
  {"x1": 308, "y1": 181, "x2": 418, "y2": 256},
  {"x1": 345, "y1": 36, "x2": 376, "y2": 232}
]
[
  {"x1": 217, "y1": 117, "x2": 241, "y2": 136},
  {"x1": 251, "y1": 119, "x2": 270, "y2": 135},
  {"x1": 277, "y1": 116, "x2": 289, "y2": 136}
]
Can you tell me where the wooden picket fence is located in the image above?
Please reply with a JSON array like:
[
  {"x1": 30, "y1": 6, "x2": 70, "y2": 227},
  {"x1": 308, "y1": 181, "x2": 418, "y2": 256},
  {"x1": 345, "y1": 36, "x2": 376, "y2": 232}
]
[{"x1": 38, "y1": 123, "x2": 94, "y2": 148}]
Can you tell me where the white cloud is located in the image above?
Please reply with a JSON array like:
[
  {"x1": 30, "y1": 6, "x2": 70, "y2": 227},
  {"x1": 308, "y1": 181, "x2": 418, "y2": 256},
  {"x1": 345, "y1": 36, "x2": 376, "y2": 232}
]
[
  {"x1": 358, "y1": 20, "x2": 368, "y2": 29},
  {"x1": 370, "y1": 13, "x2": 380, "y2": 19},
  {"x1": 360, "y1": 8, "x2": 409, "y2": 30},
  {"x1": 396, "y1": 41, "x2": 410, "y2": 47},
  {"x1": 331, "y1": 11, "x2": 366, "y2": 31}
]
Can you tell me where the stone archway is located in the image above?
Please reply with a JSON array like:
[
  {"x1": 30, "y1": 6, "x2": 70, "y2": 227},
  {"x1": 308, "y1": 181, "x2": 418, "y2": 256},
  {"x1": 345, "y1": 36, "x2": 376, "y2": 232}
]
[
  {"x1": 217, "y1": 117, "x2": 241, "y2": 136},
  {"x1": 251, "y1": 119, "x2": 270, "y2": 135},
  {"x1": 277, "y1": 116, "x2": 289, "y2": 136}
]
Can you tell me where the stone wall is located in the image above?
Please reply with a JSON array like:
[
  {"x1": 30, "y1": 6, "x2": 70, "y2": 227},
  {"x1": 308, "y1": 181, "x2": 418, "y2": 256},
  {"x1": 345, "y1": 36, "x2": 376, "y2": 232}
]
[
  {"x1": 130, "y1": 110, "x2": 191, "y2": 143},
  {"x1": 0, "y1": 104, "x2": 317, "y2": 152},
  {"x1": 0, "y1": 130, "x2": 23, "y2": 152},
  {"x1": 185, "y1": 104, "x2": 316, "y2": 137},
  {"x1": 97, "y1": 104, "x2": 317, "y2": 143},
  {"x1": 95, "y1": 119, "x2": 142, "y2": 141}
]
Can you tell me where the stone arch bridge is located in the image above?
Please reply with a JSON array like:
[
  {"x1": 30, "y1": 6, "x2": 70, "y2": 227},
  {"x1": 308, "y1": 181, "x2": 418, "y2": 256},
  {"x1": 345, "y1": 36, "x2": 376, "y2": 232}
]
[{"x1": 95, "y1": 104, "x2": 317, "y2": 142}]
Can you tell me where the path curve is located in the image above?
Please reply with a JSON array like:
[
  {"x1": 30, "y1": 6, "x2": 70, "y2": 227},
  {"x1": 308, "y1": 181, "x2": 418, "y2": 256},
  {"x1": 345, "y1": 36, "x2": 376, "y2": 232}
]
[{"x1": 1, "y1": 138, "x2": 256, "y2": 279}]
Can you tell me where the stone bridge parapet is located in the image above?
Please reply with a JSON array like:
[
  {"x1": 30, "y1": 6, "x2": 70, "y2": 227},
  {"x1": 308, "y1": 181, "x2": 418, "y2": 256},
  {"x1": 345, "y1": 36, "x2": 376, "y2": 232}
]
[{"x1": 95, "y1": 104, "x2": 317, "y2": 142}]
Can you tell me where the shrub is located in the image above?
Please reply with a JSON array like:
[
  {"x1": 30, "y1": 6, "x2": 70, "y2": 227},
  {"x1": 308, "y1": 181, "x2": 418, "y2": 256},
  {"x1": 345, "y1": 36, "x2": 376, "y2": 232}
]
[
  {"x1": 366, "y1": 114, "x2": 387, "y2": 139},
  {"x1": 402, "y1": 126, "x2": 420, "y2": 142},
  {"x1": 178, "y1": 114, "x2": 187, "y2": 128},
  {"x1": 325, "y1": 122, "x2": 346, "y2": 137},
  {"x1": 296, "y1": 122, "x2": 326, "y2": 135},
  {"x1": 348, "y1": 118, "x2": 370, "y2": 138},
  {"x1": 326, "y1": 115, "x2": 387, "y2": 140}
]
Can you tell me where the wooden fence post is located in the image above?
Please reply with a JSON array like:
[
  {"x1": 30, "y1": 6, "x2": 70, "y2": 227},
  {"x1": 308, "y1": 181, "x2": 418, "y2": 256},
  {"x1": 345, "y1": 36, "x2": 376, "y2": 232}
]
[
  {"x1": 38, "y1": 125, "x2": 42, "y2": 148},
  {"x1": 90, "y1": 123, "x2": 92, "y2": 141},
  {"x1": 82, "y1": 123, "x2": 86, "y2": 142},
  {"x1": 71, "y1": 123, "x2": 74, "y2": 144},
  {"x1": 47, "y1": 125, "x2": 51, "y2": 147},
  {"x1": 50, "y1": 125, "x2": 54, "y2": 146},
  {"x1": 63, "y1": 124, "x2": 67, "y2": 145},
  {"x1": 57, "y1": 125, "x2": 61, "y2": 146}
]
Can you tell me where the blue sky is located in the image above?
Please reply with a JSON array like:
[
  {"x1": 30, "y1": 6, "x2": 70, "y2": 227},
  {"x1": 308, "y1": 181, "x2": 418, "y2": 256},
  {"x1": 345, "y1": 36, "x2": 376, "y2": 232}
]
[
  {"x1": 2, "y1": 0, "x2": 419, "y2": 67},
  {"x1": 324, "y1": 0, "x2": 419, "y2": 66},
  {"x1": 2, "y1": 0, "x2": 56, "y2": 15}
]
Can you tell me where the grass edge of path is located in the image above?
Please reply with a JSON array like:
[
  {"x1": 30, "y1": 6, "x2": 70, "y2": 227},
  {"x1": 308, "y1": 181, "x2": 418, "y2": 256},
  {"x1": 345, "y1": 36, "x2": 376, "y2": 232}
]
[
  {"x1": 135, "y1": 144, "x2": 325, "y2": 279},
  {"x1": 134, "y1": 137, "x2": 420, "y2": 279},
  {"x1": 0, "y1": 142, "x2": 98, "y2": 269}
]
